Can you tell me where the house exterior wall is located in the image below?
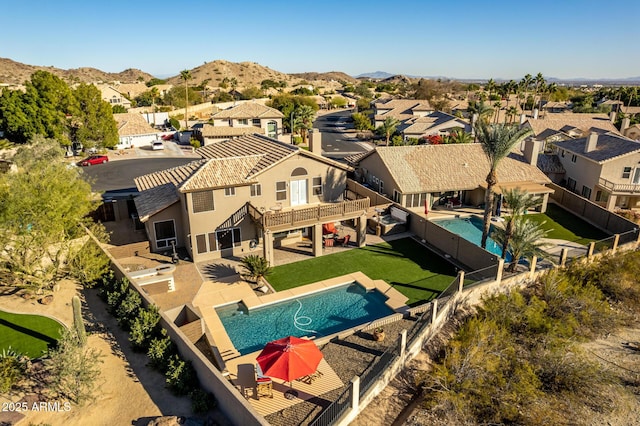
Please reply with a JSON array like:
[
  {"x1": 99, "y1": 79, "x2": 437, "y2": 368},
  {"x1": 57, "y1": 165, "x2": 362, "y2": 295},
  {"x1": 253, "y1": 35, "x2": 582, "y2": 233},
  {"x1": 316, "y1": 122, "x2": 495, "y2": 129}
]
[
  {"x1": 146, "y1": 203, "x2": 187, "y2": 252},
  {"x1": 211, "y1": 118, "x2": 283, "y2": 137},
  {"x1": 176, "y1": 152, "x2": 348, "y2": 262},
  {"x1": 556, "y1": 151, "x2": 602, "y2": 200},
  {"x1": 118, "y1": 133, "x2": 159, "y2": 148},
  {"x1": 358, "y1": 154, "x2": 399, "y2": 201}
]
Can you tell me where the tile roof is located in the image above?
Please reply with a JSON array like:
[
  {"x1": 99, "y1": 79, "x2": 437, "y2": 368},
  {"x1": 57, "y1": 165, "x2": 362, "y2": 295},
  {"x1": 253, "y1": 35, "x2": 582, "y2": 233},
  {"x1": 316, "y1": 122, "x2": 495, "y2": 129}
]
[
  {"x1": 134, "y1": 184, "x2": 180, "y2": 222},
  {"x1": 211, "y1": 102, "x2": 284, "y2": 119},
  {"x1": 135, "y1": 160, "x2": 206, "y2": 192},
  {"x1": 374, "y1": 99, "x2": 434, "y2": 122},
  {"x1": 402, "y1": 111, "x2": 470, "y2": 135},
  {"x1": 196, "y1": 133, "x2": 350, "y2": 175},
  {"x1": 113, "y1": 113, "x2": 157, "y2": 136},
  {"x1": 365, "y1": 144, "x2": 550, "y2": 193},
  {"x1": 179, "y1": 155, "x2": 262, "y2": 191},
  {"x1": 554, "y1": 133, "x2": 640, "y2": 163},
  {"x1": 200, "y1": 124, "x2": 264, "y2": 137},
  {"x1": 524, "y1": 114, "x2": 620, "y2": 139}
]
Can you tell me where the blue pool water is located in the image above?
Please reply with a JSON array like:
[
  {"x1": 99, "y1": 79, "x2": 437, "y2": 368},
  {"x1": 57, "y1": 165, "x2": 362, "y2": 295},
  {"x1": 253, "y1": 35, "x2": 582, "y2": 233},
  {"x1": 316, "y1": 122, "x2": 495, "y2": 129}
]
[
  {"x1": 433, "y1": 216, "x2": 512, "y2": 261},
  {"x1": 216, "y1": 282, "x2": 393, "y2": 355}
]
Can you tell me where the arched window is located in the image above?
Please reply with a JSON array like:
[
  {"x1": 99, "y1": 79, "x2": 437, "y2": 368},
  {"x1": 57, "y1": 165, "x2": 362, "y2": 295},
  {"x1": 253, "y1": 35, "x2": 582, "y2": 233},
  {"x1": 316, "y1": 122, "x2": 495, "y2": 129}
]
[{"x1": 291, "y1": 167, "x2": 307, "y2": 177}]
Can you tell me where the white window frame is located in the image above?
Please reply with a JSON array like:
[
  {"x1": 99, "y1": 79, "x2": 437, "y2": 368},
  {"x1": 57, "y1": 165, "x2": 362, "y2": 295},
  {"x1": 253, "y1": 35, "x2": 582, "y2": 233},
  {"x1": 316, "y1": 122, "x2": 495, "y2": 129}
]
[
  {"x1": 225, "y1": 187, "x2": 236, "y2": 197},
  {"x1": 622, "y1": 166, "x2": 632, "y2": 179},
  {"x1": 215, "y1": 227, "x2": 242, "y2": 251},
  {"x1": 312, "y1": 177, "x2": 322, "y2": 196},
  {"x1": 250, "y1": 183, "x2": 262, "y2": 197},
  {"x1": 276, "y1": 181, "x2": 287, "y2": 201}
]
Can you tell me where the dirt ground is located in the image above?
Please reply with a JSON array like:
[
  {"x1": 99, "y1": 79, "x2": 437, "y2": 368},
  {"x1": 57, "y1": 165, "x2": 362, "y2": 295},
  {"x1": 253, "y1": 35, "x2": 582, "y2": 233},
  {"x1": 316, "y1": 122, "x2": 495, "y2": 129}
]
[
  {"x1": 0, "y1": 280, "x2": 219, "y2": 426},
  {"x1": 353, "y1": 321, "x2": 640, "y2": 426}
]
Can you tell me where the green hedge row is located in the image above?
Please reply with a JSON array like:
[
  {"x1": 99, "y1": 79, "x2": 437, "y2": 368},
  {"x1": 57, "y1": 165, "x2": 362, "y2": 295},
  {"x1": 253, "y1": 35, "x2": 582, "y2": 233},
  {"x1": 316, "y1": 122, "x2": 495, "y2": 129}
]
[{"x1": 98, "y1": 273, "x2": 216, "y2": 413}]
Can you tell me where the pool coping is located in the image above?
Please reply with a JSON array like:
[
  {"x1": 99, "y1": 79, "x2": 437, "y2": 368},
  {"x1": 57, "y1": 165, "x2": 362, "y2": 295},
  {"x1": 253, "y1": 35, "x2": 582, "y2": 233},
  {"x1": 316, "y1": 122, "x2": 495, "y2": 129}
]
[{"x1": 193, "y1": 272, "x2": 408, "y2": 363}]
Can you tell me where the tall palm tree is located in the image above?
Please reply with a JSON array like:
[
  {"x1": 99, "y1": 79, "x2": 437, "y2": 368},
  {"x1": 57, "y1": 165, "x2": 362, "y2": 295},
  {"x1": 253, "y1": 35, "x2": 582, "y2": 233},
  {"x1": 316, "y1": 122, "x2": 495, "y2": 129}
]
[
  {"x1": 506, "y1": 106, "x2": 519, "y2": 124},
  {"x1": 533, "y1": 72, "x2": 545, "y2": 112},
  {"x1": 498, "y1": 188, "x2": 542, "y2": 259},
  {"x1": 492, "y1": 217, "x2": 550, "y2": 272},
  {"x1": 180, "y1": 69, "x2": 192, "y2": 130},
  {"x1": 379, "y1": 117, "x2": 399, "y2": 146},
  {"x1": 520, "y1": 74, "x2": 533, "y2": 112},
  {"x1": 475, "y1": 122, "x2": 532, "y2": 249},
  {"x1": 295, "y1": 105, "x2": 316, "y2": 145},
  {"x1": 467, "y1": 101, "x2": 494, "y2": 126},
  {"x1": 486, "y1": 78, "x2": 496, "y2": 98},
  {"x1": 150, "y1": 86, "x2": 159, "y2": 127},
  {"x1": 493, "y1": 101, "x2": 502, "y2": 124}
]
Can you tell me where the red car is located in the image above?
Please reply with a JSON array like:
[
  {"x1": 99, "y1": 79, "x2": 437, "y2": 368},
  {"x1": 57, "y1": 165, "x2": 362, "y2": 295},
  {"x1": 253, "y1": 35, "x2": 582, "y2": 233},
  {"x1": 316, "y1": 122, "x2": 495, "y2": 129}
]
[{"x1": 78, "y1": 155, "x2": 109, "y2": 166}]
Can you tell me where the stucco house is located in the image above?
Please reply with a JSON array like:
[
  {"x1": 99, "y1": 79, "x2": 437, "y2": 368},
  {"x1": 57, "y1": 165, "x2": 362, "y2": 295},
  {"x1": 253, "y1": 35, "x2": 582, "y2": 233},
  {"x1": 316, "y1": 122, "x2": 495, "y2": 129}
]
[
  {"x1": 113, "y1": 113, "x2": 162, "y2": 149},
  {"x1": 96, "y1": 85, "x2": 132, "y2": 110},
  {"x1": 205, "y1": 102, "x2": 284, "y2": 142},
  {"x1": 347, "y1": 144, "x2": 552, "y2": 212},
  {"x1": 373, "y1": 99, "x2": 434, "y2": 127},
  {"x1": 401, "y1": 111, "x2": 471, "y2": 141},
  {"x1": 521, "y1": 114, "x2": 620, "y2": 151},
  {"x1": 133, "y1": 134, "x2": 370, "y2": 264},
  {"x1": 551, "y1": 132, "x2": 640, "y2": 210}
]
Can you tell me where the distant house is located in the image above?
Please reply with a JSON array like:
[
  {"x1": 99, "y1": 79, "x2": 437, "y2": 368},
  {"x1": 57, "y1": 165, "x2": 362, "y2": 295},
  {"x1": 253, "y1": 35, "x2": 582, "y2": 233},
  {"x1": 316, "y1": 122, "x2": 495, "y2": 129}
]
[
  {"x1": 551, "y1": 133, "x2": 640, "y2": 210},
  {"x1": 113, "y1": 113, "x2": 161, "y2": 149},
  {"x1": 541, "y1": 101, "x2": 571, "y2": 113},
  {"x1": 521, "y1": 114, "x2": 621, "y2": 151},
  {"x1": 401, "y1": 111, "x2": 471, "y2": 141},
  {"x1": 96, "y1": 85, "x2": 132, "y2": 110},
  {"x1": 346, "y1": 144, "x2": 552, "y2": 212},
  {"x1": 372, "y1": 99, "x2": 435, "y2": 127},
  {"x1": 203, "y1": 102, "x2": 284, "y2": 142},
  {"x1": 198, "y1": 124, "x2": 264, "y2": 145}
]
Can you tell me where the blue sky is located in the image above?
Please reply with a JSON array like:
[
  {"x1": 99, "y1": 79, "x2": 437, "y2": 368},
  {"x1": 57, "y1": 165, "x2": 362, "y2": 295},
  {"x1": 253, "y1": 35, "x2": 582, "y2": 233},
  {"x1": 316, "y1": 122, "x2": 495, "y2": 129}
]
[{"x1": 3, "y1": 0, "x2": 639, "y2": 80}]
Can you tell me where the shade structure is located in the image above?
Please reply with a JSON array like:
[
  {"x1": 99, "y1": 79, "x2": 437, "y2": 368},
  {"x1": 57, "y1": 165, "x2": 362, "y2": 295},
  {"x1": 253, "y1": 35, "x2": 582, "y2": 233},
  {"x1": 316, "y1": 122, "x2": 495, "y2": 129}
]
[{"x1": 256, "y1": 336, "x2": 323, "y2": 384}]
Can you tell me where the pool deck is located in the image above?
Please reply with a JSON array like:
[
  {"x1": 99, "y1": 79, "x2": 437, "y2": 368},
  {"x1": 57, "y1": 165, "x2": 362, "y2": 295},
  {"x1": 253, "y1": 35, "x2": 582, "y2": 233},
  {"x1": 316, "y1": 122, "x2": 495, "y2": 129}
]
[
  {"x1": 225, "y1": 351, "x2": 344, "y2": 417},
  {"x1": 192, "y1": 272, "x2": 408, "y2": 362}
]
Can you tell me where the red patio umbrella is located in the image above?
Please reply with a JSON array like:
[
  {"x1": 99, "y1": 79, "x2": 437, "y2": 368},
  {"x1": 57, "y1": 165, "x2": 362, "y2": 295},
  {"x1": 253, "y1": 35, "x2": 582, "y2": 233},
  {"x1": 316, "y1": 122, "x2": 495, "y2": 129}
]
[{"x1": 256, "y1": 336, "x2": 323, "y2": 398}]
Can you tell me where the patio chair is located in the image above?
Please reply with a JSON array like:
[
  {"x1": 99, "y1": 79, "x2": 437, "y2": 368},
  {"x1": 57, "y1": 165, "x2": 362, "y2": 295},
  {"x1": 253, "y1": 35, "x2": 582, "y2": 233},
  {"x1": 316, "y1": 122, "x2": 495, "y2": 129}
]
[
  {"x1": 255, "y1": 363, "x2": 273, "y2": 399},
  {"x1": 323, "y1": 237, "x2": 335, "y2": 248}
]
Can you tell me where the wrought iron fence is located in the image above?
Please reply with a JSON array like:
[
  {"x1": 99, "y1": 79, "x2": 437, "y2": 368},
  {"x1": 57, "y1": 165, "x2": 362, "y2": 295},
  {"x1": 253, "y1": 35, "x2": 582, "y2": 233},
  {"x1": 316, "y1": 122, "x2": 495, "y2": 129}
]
[
  {"x1": 308, "y1": 385, "x2": 351, "y2": 426},
  {"x1": 358, "y1": 336, "x2": 402, "y2": 399},
  {"x1": 618, "y1": 228, "x2": 639, "y2": 246},
  {"x1": 593, "y1": 235, "x2": 617, "y2": 255},
  {"x1": 463, "y1": 264, "x2": 500, "y2": 289}
]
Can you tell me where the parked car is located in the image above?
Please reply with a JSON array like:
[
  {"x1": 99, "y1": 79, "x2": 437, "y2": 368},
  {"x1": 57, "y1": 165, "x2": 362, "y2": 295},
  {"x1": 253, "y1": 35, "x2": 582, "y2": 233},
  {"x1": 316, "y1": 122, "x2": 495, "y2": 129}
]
[
  {"x1": 78, "y1": 155, "x2": 109, "y2": 166},
  {"x1": 161, "y1": 133, "x2": 175, "y2": 141},
  {"x1": 151, "y1": 140, "x2": 164, "y2": 150}
]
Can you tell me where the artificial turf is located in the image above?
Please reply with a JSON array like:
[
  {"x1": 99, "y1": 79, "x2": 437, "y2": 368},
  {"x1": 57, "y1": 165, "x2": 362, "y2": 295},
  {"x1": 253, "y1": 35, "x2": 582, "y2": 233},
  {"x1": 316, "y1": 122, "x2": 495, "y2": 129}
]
[
  {"x1": 267, "y1": 238, "x2": 459, "y2": 306},
  {"x1": 0, "y1": 309, "x2": 63, "y2": 359},
  {"x1": 524, "y1": 203, "x2": 609, "y2": 245}
]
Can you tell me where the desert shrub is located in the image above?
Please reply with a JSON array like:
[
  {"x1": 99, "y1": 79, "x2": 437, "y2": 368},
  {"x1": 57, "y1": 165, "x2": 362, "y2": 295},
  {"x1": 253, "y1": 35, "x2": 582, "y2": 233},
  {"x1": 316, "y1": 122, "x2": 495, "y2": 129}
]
[
  {"x1": 72, "y1": 296, "x2": 87, "y2": 347},
  {"x1": 147, "y1": 330, "x2": 176, "y2": 372},
  {"x1": 190, "y1": 388, "x2": 217, "y2": 413},
  {"x1": 115, "y1": 289, "x2": 142, "y2": 330},
  {"x1": 68, "y1": 225, "x2": 110, "y2": 287},
  {"x1": 129, "y1": 305, "x2": 161, "y2": 351},
  {"x1": 165, "y1": 354, "x2": 197, "y2": 396},
  {"x1": 0, "y1": 348, "x2": 27, "y2": 393}
]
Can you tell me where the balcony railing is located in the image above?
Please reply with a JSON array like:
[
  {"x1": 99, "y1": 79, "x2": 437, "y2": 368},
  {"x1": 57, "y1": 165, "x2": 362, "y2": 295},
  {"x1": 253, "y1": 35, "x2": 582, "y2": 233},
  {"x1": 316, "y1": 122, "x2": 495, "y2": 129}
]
[
  {"x1": 599, "y1": 177, "x2": 640, "y2": 194},
  {"x1": 247, "y1": 198, "x2": 370, "y2": 232}
]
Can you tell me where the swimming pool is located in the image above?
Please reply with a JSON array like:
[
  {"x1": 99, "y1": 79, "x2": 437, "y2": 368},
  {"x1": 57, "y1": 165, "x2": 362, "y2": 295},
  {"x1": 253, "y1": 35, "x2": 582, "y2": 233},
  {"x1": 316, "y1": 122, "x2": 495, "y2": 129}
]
[
  {"x1": 216, "y1": 282, "x2": 393, "y2": 355},
  {"x1": 433, "y1": 216, "x2": 512, "y2": 261}
]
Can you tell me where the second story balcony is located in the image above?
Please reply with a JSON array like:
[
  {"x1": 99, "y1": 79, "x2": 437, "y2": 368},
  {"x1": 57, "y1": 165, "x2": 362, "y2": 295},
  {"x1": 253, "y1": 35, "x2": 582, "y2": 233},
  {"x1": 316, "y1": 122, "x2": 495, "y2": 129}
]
[
  {"x1": 247, "y1": 198, "x2": 371, "y2": 233},
  {"x1": 599, "y1": 177, "x2": 640, "y2": 194}
]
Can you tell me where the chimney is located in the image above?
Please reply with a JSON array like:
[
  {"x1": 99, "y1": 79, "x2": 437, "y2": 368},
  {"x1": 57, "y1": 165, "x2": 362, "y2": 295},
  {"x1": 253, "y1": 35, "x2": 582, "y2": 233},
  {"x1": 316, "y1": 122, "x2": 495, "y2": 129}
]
[
  {"x1": 622, "y1": 117, "x2": 631, "y2": 134},
  {"x1": 533, "y1": 108, "x2": 539, "y2": 119},
  {"x1": 609, "y1": 110, "x2": 616, "y2": 122},
  {"x1": 309, "y1": 128, "x2": 322, "y2": 155},
  {"x1": 585, "y1": 133, "x2": 598, "y2": 153},
  {"x1": 523, "y1": 139, "x2": 541, "y2": 166},
  {"x1": 519, "y1": 113, "x2": 527, "y2": 125}
]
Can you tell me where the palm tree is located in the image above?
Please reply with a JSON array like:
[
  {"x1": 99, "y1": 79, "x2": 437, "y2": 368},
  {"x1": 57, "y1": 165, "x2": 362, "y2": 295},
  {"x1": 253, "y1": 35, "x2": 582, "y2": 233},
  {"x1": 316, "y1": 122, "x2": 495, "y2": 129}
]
[
  {"x1": 492, "y1": 217, "x2": 550, "y2": 272},
  {"x1": 506, "y1": 106, "x2": 519, "y2": 124},
  {"x1": 533, "y1": 72, "x2": 545, "y2": 112},
  {"x1": 150, "y1": 86, "x2": 159, "y2": 127},
  {"x1": 492, "y1": 101, "x2": 502, "y2": 124},
  {"x1": 475, "y1": 122, "x2": 532, "y2": 249},
  {"x1": 520, "y1": 74, "x2": 533, "y2": 112},
  {"x1": 180, "y1": 70, "x2": 192, "y2": 130},
  {"x1": 295, "y1": 105, "x2": 316, "y2": 145},
  {"x1": 447, "y1": 128, "x2": 474, "y2": 144},
  {"x1": 379, "y1": 117, "x2": 399, "y2": 146},
  {"x1": 486, "y1": 78, "x2": 496, "y2": 98},
  {"x1": 498, "y1": 188, "x2": 542, "y2": 259},
  {"x1": 240, "y1": 255, "x2": 272, "y2": 286},
  {"x1": 467, "y1": 101, "x2": 494, "y2": 126}
]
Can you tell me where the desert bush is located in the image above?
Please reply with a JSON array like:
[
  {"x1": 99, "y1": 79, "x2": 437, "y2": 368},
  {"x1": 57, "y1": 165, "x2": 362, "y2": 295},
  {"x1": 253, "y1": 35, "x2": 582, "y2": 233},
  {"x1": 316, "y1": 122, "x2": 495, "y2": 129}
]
[
  {"x1": 190, "y1": 388, "x2": 217, "y2": 413},
  {"x1": 147, "y1": 330, "x2": 176, "y2": 372},
  {"x1": 0, "y1": 348, "x2": 27, "y2": 393},
  {"x1": 129, "y1": 305, "x2": 161, "y2": 351},
  {"x1": 165, "y1": 354, "x2": 197, "y2": 396},
  {"x1": 115, "y1": 289, "x2": 142, "y2": 330},
  {"x1": 72, "y1": 296, "x2": 87, "y2": 347}
]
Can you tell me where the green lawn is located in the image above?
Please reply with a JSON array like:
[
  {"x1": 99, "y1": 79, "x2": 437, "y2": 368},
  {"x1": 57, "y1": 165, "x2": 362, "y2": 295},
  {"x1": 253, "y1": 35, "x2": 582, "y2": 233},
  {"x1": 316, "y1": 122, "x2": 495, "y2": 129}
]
[
  {"x1": 268, "y1": 238, "x2": 459, "y2": 306},
  {"x1": 525, "y1": 204, "x2": 609, "y2": 245},
  {"x1": 0, "y1": 309, "x2": 63, "y2": 358}
]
